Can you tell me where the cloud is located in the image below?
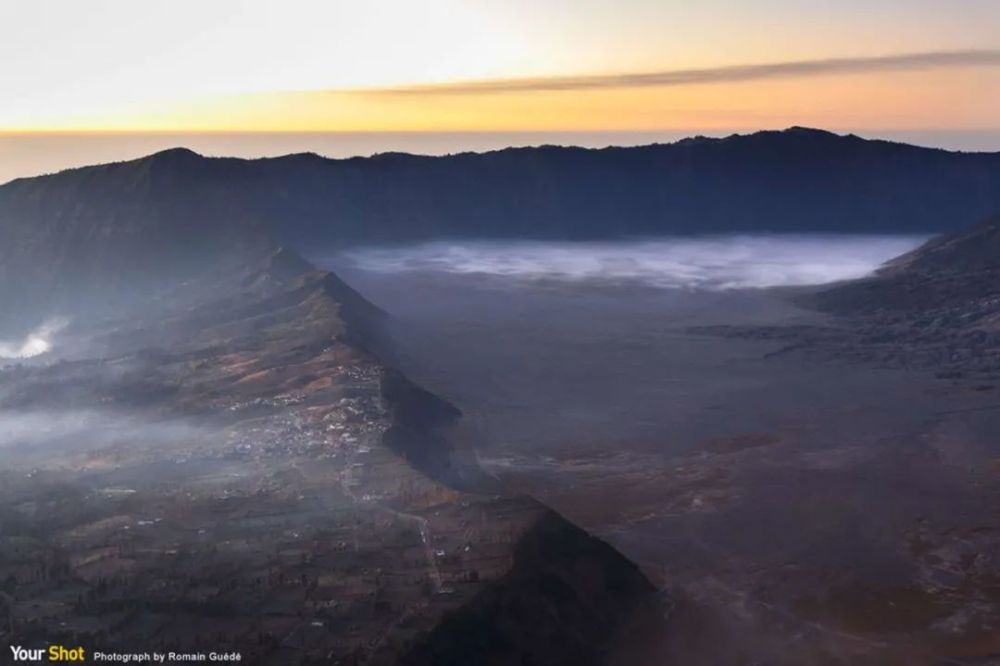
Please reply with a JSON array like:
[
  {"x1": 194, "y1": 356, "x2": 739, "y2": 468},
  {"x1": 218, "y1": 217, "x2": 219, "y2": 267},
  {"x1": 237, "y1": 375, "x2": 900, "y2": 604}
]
[
  {"x1": 364, "y1": 50, "x2": 1000, "y2": 96},
  {"x1": 341, "y1": 235, "x2": 928, "y2": 290},
  {"x1": 0, "y1": 409, "x2": 208, "y2": 457},
  {"x1": 0, "y1": 317, "x2": 69, "y2": 360}
]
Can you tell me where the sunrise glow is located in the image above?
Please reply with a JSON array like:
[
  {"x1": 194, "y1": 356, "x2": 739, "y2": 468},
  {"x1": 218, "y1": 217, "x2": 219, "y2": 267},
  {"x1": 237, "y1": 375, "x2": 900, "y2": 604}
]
[{"x1": 2, "y1": 0, "x2": 999, "y2": 134}]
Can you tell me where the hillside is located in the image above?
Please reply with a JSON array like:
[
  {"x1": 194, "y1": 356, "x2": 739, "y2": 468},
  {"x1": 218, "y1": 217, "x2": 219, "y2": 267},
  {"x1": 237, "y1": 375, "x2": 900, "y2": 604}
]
[
  {"x1": 800, "y1": 217, "x2": 1000, "y2": 375},
  {"x1": 817, "y1": 215, "x2": 1000, "y2": 314},
  {"x1": 0, "y1": 143, "x2": 669, "y2": 663},
  {"x1": 691, "y1": 217, "x2": 1000, "y2": 381}
]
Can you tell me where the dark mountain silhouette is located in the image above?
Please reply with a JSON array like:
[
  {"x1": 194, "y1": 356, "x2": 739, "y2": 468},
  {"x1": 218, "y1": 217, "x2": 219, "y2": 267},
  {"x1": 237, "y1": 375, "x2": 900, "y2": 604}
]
[
  {"x1": 0, "y1": 147, "x2": 275, "y2": 326},
  {"x1": 3, "y1": 128, "x2": 1000, "y2": 253}
]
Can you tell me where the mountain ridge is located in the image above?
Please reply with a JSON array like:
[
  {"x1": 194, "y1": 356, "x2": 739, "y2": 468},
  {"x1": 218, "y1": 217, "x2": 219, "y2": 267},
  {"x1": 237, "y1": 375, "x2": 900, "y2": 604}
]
[
  {"x1": 7, "y1": 126, "x2": 994, "y2": 189},
  {"x1": 3, "y1": 127, "x2": 999, "y2": 254}
]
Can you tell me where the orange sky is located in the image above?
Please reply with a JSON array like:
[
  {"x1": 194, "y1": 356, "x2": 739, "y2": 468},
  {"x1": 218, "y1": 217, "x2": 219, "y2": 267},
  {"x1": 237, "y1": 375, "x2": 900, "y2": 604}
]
[
  {"x1": 2, "y1": 1, "x2": 999, "y2": 133},
  {"x1": 122, "y1": 67, "x2": 998, "y2": 133}
]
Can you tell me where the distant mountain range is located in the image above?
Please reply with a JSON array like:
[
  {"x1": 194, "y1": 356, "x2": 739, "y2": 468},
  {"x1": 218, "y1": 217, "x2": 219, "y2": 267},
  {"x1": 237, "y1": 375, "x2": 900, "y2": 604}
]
[
  {"x1": 4, "y1": 128, "x2": 1000, "y2": 248},
  {"x1": 2, "y1": 125, "x2": 1000, "y2": 326}
]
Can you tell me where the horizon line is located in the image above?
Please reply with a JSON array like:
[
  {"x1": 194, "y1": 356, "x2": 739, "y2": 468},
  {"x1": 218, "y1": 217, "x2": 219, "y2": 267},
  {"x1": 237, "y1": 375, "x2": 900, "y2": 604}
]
[{"x1": 3, "y1": 126, "x2": 1000, "y2": 137}]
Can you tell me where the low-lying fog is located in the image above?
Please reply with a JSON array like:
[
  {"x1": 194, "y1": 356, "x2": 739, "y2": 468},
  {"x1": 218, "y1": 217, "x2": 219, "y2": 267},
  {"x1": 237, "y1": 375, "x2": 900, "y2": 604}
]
[
  {"x1": 344, "y1": 235, "x2": 923, "y2": 290},
  {"x1": 0, "y1": 409, "x2": 210, "y2": 466},
  {"x1": 0, "y1": 317, "x2": 68, "y2": 360}
]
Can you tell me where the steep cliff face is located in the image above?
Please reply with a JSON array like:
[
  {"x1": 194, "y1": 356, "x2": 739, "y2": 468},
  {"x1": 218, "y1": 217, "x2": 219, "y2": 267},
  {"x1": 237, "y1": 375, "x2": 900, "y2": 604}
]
[{"x1": 398, "y1": 511, "x2": 667, "y2": 666}]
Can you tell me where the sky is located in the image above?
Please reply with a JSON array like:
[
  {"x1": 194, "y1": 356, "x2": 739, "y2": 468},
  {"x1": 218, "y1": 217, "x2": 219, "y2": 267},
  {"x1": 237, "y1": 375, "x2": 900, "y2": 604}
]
[{"x1": 2, "y1": 0, "x2": 999, "y2": 180}]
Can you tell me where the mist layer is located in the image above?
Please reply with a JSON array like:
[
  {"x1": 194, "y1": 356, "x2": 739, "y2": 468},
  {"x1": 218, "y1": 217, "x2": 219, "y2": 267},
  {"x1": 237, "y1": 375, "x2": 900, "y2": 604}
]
[{"x1": 340, "y1": 235, "x2": 927, "y2": 290}]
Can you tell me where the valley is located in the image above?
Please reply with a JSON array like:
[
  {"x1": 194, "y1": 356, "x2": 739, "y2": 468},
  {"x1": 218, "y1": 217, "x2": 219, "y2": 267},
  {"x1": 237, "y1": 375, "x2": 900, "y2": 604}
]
[{"x1": 324, "y1": 238, "x2": 1000, "y2": 664}]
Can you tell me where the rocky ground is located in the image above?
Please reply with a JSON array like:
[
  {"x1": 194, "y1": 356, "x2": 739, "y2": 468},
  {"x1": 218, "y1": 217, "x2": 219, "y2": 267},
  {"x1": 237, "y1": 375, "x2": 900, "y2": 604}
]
[
  {"x1": 694, "y1": 218, "x2": 1000, "y2": 379},
  {"x1": 667, "y1": 222, "x2": 1000, "y2": 664}
]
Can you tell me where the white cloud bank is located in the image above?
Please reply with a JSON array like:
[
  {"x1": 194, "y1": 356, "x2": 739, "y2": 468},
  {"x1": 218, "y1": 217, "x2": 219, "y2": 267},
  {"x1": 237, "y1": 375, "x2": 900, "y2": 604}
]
[
  {"x1": 342, "y1": 235, "x2": 927, "y2": 290},
  {"x1": 0, "y1": 409, "x2": 207, "y2": 455},
  {"x1": 0, "y1": 317, "x2": 69, "y2": 359}
]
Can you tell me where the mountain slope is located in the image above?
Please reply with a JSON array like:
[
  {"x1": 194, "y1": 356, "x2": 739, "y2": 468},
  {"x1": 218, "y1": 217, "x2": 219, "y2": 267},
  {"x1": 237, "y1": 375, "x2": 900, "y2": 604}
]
[
  {"x1": 0, "y1": 248, "x2": 667, "y2": 663},
  {"x1": 0, "y1": 148, "x2": 275, "y2": 326},
  {"x1": 801, "y1": 217, "x2": 1000, "y2": 375},
  {"x1": 817, "y1": 216, "x2": 1000, "y2": 314}
]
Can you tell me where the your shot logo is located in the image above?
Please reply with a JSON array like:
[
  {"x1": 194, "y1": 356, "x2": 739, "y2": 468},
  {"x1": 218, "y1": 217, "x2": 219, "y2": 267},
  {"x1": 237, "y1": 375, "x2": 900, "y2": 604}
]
[{"x1": 9, "y1": 646, "x2": 86, "y2": 662}]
